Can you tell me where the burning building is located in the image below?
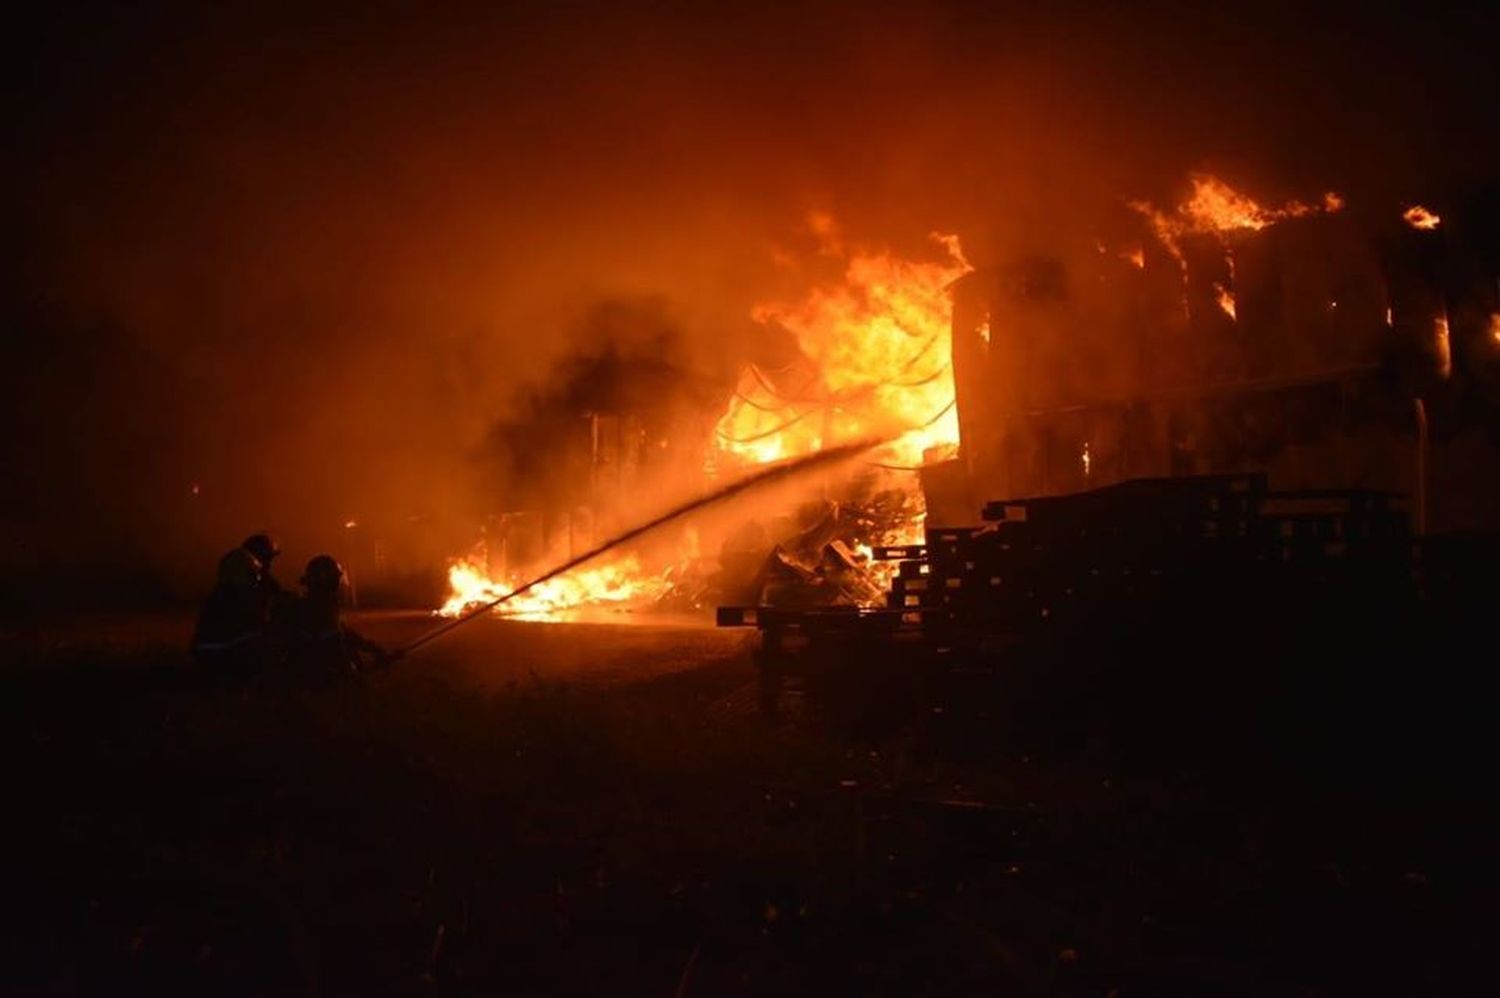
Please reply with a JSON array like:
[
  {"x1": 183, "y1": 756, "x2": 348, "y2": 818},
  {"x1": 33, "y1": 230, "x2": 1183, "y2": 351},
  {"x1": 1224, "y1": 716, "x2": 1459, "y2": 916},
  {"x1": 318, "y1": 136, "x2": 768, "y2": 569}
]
[
  {"x1": 936, "y1": 177, "x2": 1500, "y2": 534},
  {"x1": 441, "y1": 177, "x2": 1500, "y2": 620}
]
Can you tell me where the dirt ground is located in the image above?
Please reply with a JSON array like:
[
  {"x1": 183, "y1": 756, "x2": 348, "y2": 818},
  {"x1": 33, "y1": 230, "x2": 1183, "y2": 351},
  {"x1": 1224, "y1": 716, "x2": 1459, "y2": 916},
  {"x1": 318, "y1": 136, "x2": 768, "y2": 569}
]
[{"x1": 1, "y1": 610, "x2": 1491, "y2": 996}]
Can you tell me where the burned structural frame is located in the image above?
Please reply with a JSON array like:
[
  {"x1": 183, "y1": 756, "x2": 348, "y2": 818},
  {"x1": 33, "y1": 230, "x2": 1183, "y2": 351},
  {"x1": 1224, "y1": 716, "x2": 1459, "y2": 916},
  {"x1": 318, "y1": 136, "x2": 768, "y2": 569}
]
[{"x1": 932, "y1": 210, "x2": 1499, "y2": 533}]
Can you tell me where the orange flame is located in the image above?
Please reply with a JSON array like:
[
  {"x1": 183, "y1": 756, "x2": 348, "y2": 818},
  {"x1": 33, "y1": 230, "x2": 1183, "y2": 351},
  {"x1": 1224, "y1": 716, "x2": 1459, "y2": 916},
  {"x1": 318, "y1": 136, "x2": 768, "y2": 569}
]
[
  {"x1": 1133, "y1": 174, "x2": 1343, "y2": 264},
  {"x1": 439, "y1": 553, "x2": 669, "y2": 619},
  {"x1": 714, "y1": 223, "x2": 970, "y2": 468},
  {"x1": 1213, "y1": 283, "x2": 1237, "y2": 321},
  {"x1": 1403, "y1": 205, "x2": 1440, "y2": 230}
]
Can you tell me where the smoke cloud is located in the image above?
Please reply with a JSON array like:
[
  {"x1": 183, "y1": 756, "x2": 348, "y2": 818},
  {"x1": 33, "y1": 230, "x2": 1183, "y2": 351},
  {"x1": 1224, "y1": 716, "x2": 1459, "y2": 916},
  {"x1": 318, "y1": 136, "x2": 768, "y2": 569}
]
[{"x1": 5, "y1": 1, "x2": 1497, "y2": 605}]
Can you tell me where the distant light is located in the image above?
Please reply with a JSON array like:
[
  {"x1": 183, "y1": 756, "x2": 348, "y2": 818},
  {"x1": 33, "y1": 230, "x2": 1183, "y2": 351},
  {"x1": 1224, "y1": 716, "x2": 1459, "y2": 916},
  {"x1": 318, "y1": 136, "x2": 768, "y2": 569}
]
[
  {"x1": 1490, "y1": 313, "x2": 1500, "y2": 347},
  {"x1": 190, "y1": 482, "x2": 201, "y2": 496},
  {"x1": 1081, "y1": 441, "x2": 1092, "y2": 478},
  {"x1": 344, "y1": 520, "x2": 358, "y2": 529}
]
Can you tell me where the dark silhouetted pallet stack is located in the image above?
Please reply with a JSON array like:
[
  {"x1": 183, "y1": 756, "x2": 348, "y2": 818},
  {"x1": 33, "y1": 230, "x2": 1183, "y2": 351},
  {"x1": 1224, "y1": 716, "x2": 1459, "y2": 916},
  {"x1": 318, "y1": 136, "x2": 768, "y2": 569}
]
[
  {"x1": 880, "y1": 474, "x2": 1412, "y2": 629},
  {"x1": 718, "y1": 474, "x2": 1416, "y2": 713}
]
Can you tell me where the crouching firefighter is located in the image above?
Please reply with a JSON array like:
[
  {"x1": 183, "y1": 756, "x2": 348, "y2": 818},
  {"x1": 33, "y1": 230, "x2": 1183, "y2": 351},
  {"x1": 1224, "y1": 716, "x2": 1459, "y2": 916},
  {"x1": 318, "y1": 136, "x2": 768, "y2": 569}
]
[
  {"x1": 277, "y1": 555, "x2": 395, "y2": 680},
  {"x1": 191, "y1": 533, "x2": 286, "y2": 677}
]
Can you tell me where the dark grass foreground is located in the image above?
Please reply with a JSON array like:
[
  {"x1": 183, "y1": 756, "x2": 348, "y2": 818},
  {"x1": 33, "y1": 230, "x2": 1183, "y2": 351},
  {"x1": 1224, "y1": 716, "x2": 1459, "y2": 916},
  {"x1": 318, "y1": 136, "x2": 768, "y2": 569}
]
[{"x1": 1, "y1": 619, "x2": 1492, "y2": 996}]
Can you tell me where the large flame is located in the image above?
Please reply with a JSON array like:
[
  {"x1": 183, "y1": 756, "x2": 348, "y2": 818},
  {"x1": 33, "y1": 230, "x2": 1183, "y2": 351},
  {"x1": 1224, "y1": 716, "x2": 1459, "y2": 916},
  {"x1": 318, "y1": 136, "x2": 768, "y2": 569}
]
[{"x1": 713, "y1": 222, "x2": 970, "y2": 468}]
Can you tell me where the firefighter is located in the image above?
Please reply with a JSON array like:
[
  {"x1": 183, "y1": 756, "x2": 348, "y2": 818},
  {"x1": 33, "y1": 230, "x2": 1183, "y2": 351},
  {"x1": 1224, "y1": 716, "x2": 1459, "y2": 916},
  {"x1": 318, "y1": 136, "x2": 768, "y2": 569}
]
[
  {"x1": 239, "y1": 533, "x2": 286, "y2": 597},
  {"x1": 277, "y1": 555, "x2": 394, "y2": 679},
  {"x1": 190, "y1": 533, "x2": 286, "y2": 674}
]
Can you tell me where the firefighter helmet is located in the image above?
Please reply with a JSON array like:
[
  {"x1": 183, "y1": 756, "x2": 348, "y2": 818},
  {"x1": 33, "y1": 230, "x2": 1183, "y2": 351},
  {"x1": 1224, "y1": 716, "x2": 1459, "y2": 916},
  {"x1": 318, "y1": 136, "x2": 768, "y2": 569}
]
[
  {"x1": 216, "y1": 547, "x2": 261, "y2": 588},
  {"x1": 242, "y1": 533, "x2": 281, "y2": 567},
  {"x1": 301, "y1": 555, "x2": 345, "y2": 593}
]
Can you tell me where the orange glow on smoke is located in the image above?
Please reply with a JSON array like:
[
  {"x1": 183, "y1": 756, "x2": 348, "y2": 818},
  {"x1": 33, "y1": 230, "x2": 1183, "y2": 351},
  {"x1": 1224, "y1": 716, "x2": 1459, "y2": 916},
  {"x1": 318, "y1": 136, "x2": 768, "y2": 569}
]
[{"x1": 1403, "y1": 205, "x2": 1441, "y2": 230}]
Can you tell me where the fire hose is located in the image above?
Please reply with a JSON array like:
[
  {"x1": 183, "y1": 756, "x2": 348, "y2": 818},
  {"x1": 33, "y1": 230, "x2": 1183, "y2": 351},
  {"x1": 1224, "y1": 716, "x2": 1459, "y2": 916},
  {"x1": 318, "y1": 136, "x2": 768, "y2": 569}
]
[{"x1": 391, "y1": 437, "x2": 883, "y2": 660}]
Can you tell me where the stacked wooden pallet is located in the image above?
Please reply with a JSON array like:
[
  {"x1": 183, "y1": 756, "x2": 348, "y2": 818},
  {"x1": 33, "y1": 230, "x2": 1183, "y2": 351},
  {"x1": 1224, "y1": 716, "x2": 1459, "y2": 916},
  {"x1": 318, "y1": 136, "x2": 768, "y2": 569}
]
[
  {"x1": 880, "y1": 474, "x2": 1412, "y2": 629},
  {"x1": 717, "y1": 474, "x2": 1418, "y2": 715},
  {"x1": 720, "y1": 473, "x2": 1413, "y2": 643}
]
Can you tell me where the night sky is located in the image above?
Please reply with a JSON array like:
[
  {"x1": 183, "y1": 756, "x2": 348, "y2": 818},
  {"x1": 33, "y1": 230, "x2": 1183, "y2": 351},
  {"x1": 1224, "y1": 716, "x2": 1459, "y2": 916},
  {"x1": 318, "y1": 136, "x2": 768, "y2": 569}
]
[{"x1": 6, "y1": 1, "x2": 1498, "y2": 600}]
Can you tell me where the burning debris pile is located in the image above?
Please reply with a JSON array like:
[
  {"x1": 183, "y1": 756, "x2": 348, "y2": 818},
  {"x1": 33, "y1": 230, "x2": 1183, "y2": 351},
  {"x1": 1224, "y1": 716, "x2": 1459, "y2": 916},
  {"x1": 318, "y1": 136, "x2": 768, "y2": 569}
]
[{"x1": 439, "y1": 219, "x2": 970, "y2": 620}]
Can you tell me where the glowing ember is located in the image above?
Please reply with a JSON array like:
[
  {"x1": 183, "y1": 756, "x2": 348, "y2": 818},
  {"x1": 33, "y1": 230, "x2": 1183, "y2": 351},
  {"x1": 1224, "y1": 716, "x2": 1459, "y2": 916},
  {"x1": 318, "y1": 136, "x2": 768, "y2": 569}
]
[
  {"x1": 1403, "y1": 205, "x2": 1441, "y2": 230},
  {"x1": 439, "y1": 553, "x2": 669, "y2": 619}
]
